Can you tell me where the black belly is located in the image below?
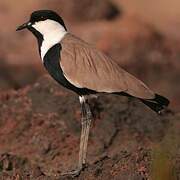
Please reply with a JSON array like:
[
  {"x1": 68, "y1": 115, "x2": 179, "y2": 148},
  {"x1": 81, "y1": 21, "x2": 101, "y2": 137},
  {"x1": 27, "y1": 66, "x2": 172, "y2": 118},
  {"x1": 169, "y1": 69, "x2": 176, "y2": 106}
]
[{"x1": 43, "y1": 43, "x2": 96, "y2": 96}]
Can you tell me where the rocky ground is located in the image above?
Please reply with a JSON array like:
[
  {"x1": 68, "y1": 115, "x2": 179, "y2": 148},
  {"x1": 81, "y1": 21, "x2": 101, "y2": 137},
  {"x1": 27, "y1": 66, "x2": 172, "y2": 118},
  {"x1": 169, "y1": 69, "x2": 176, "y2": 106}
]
[
  {"x1": 0, "y1": 76, "x2": 179, "y2": 180},
  {"x1": 0, "y1": 0, "x2": 180, "y2": 179}
]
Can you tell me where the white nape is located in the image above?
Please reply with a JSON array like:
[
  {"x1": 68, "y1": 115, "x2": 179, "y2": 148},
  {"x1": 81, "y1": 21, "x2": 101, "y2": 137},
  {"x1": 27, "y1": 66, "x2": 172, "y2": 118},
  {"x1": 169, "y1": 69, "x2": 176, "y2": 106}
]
[{"x1": 32, "y1": 19, "x2": 67, "y2": 60}]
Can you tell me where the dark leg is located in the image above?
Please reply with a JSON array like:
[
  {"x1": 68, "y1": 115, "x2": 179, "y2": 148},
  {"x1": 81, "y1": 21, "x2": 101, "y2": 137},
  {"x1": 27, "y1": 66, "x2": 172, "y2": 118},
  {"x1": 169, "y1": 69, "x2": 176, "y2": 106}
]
[
  {"x1": 61, "y1": 96, "x2": 92, "y2": 177},
  {"x1": 81, "y1": 102, "x2": 92, "y2": 165},
  {"x1": 78, "y1": 99, "x2": 87, "y2": 168}
]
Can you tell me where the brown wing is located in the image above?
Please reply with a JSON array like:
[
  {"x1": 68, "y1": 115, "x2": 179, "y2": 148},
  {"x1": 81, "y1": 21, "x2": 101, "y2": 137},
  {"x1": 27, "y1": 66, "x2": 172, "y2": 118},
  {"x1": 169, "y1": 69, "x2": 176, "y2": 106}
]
[{"x1": 60, "y1": 34, "x2": 155, "y2": 99}]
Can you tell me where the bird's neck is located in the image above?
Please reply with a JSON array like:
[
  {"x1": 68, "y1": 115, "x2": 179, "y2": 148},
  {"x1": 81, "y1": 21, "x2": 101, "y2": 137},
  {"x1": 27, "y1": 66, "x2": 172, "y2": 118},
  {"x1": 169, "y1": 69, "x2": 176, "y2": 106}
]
[
  {"x1": 40, "y1": 28, "x2": 67, "y2": 60},
  {"x1": 30, "y1": 19, "x2": 67, "y2": 60}
]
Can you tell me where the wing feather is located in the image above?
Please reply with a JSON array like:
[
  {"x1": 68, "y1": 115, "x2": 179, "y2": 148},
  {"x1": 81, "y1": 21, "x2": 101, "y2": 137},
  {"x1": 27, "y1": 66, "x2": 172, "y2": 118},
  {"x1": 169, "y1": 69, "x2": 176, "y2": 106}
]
[{"x1": 60, "y1": 34, "x2": 155, "y2": 99}]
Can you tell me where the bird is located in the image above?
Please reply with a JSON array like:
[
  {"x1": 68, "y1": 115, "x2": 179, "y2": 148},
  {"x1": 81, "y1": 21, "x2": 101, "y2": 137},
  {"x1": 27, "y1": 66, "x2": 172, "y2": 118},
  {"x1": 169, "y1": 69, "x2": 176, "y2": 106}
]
[{"x1": 16, "y1": 10, "x2": 169, "y2": 176}]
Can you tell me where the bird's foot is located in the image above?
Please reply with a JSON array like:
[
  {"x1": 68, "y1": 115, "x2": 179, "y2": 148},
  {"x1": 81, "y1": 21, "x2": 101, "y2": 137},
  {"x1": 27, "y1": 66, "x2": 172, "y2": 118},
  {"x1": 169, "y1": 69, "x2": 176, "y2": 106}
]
[
  {"x1": 61, "y1": 164, "x2": 86, "y2": 177},
  {"x1": 61, "y1": 169, "x2": 81, "y2": 177}
]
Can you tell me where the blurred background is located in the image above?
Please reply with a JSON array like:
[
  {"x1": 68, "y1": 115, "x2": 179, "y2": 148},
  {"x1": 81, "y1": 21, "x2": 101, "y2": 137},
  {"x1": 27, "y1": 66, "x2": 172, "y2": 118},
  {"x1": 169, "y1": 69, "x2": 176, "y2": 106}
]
[
  {"x1": 0, "y1": 0, "x2": 179, "y2": 111},
  {"x1": 0, "y1": 1, "x2": 180, "y2": 179}
]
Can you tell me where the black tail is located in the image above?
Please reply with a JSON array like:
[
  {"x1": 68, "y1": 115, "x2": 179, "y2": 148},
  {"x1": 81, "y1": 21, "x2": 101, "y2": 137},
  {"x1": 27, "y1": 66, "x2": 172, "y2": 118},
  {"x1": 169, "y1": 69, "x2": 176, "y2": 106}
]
[{"x1": 140, "y1": 94, "x2": 170, "y2": 114}]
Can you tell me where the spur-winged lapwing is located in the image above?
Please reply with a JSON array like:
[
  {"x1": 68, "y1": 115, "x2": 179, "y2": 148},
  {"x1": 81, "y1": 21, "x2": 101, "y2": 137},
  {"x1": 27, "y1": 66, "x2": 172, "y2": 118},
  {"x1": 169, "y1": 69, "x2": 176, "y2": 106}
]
[{"x1": 16, "y1": 10, "x2": 169, "y2": 176}]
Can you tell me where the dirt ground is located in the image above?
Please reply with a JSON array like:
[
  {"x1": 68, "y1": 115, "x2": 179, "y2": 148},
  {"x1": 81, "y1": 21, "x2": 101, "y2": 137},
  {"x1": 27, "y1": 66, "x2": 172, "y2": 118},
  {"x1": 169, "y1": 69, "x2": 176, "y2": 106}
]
[
  {"x1": 0, "y1": 0, "x2": 180, "y2": 179},
  {"x1": 0, "y1": 76, "x2": 179, "y2": 180}
]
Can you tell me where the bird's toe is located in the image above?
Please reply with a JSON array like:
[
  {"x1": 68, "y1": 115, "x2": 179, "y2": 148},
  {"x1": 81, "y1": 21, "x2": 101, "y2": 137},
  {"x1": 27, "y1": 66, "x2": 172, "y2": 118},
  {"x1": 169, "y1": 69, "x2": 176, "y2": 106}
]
[{"x1": 61, "y1": 168, "x2": 82, "y2": 177}]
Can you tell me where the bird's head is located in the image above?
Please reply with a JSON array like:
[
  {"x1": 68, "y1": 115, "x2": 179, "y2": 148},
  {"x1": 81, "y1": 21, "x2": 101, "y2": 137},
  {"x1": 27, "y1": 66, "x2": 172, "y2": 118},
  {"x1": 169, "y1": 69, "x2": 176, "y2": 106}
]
[
  {"x1": 16, "y1": 10, "x2": 67, "y2": 58},
  {"x1": 16, "y1": 10, "x2": 67, "y2": 39}
]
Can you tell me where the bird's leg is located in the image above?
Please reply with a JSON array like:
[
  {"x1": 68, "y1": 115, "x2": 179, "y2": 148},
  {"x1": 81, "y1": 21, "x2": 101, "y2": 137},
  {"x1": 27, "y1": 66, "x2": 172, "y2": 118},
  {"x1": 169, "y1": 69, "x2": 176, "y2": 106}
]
[
  {"x1": 77, "y1": 98, "x2": 92, "y2": 170},
  {"x1": 82, "y1": 101, "x2": 92, "y2": 165},
  {"x1": 61, "y1": 96, "x2": 92, "y2": 177},
  {"x1": 78, "y1": 100, "x2": 87, "y2": 168}
]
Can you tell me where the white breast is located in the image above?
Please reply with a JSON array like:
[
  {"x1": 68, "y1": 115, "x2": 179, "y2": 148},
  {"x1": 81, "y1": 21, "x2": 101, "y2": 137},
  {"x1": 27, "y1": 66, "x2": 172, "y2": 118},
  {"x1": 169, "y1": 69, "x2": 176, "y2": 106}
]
[{"x1": 32, "y1": 19, "x2": 67, "y2": 60}]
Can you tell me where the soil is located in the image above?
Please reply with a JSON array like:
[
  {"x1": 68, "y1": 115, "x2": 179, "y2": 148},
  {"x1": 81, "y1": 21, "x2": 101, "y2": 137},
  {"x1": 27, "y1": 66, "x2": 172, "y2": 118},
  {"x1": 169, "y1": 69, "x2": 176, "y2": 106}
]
[{"x1": 0, "y1": 76, "x2": 179, "y2": 180}]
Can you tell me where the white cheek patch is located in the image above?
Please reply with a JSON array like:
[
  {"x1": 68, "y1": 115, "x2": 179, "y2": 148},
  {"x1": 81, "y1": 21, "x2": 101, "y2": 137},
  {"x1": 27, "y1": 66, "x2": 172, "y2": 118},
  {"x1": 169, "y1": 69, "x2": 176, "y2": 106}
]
[{"x1": 32, "y1": 19, "x2": 67, "y2": 60}]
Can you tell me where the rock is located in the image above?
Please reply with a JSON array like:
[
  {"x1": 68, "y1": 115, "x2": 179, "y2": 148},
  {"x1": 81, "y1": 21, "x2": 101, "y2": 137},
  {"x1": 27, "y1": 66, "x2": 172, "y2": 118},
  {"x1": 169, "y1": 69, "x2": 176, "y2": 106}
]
[
  {"x1": 0, "y1": 153, "x2": 46, "y2": 179},
  {"x1": 0, "y1": 75, "x2": 177, "y2": 179}
]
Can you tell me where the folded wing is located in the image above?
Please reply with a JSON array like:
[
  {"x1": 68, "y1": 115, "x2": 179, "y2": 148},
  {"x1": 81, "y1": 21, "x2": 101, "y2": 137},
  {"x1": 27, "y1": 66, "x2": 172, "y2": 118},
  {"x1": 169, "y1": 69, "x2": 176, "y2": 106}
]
[{"x1": 60, "y1": 34, "x2": 155, "y2": 99}]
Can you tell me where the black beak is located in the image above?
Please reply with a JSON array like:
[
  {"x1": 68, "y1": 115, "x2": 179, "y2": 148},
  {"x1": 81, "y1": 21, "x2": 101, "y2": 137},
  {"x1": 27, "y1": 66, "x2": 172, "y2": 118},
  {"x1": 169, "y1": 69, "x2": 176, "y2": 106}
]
[{"x1": 16, "y1": 21, "x2": 31, "y2": 31}]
